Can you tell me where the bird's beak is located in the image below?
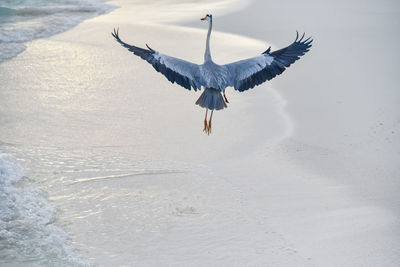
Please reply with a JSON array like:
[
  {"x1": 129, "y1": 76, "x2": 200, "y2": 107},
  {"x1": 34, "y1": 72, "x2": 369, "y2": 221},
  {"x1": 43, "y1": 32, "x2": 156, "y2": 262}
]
[{"x1": 200, "y1": 16, "x2": 207, "y2": 21}]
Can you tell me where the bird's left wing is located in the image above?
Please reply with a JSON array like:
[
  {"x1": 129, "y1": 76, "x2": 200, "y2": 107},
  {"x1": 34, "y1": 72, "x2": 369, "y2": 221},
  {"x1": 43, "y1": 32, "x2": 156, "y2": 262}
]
[
  {"x1": 112, "y1": 28, "x2": 202, "y2": 91},
  {"x1": 224, "y1": 32, "x2": 312, "y2": 92}
]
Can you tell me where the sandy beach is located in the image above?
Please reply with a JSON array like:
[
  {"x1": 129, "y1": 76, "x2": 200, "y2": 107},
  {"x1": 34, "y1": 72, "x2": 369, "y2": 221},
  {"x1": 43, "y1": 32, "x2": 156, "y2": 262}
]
[{"x1": 0, "y1": 0, "x2": 399, "y2": 266}]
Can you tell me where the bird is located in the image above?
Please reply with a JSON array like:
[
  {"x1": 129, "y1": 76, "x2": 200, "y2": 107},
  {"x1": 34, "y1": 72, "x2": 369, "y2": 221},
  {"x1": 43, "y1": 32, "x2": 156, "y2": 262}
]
[{"x1": 112, "y1": 14, "x2": 312, "y2": 135}]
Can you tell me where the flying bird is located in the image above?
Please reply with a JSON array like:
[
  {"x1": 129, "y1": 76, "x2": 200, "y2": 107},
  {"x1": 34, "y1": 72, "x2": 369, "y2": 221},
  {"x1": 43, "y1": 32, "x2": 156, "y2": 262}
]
[{"x1": 112, "y1": 14, "x2": 312, "y2": 134}]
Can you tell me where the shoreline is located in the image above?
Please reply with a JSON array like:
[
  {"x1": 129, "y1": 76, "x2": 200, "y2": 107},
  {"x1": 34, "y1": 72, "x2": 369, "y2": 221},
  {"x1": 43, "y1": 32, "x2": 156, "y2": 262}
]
[
  {"x1": 0, "y1": 0, "x2": 294, "y2": 265},
  {"x1": 1, "y1": 0, "x2": 399, "y2": 266},
  {"x1": 0, "y1": 0, "x2": 117, "y2": 65}
]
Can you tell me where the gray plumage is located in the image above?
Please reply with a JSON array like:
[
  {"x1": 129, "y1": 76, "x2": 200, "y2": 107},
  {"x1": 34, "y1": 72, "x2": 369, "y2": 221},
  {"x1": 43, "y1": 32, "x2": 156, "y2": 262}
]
[
  {"x1": 111, "y1": 14, "x2": 312, "y2": 110},
  {"x1": 195, "y1": 88, "x2": 227, "y2": 110}
]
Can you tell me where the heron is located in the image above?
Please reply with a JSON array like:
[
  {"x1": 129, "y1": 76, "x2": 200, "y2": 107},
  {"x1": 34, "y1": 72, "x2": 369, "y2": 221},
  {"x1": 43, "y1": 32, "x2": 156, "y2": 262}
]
[{"x1": 112, "y1": 14, "x2": 312, "y2": 134}]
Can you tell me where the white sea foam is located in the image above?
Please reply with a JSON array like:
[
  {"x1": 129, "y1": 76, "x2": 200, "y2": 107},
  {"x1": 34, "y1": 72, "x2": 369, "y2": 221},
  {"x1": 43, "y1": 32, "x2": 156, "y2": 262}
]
[
  {"x1": 0, "y1": 152, "x2": 89, "y2": 266},
  {"x1": 0, "y1": 0, "x2": 115, "y2": 63}
]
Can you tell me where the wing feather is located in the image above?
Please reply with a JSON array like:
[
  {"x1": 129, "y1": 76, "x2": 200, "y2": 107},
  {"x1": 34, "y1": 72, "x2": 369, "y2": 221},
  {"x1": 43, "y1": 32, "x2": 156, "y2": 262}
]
[
  {"x1": 225, "y1": 32, "x2": 313, "y2": 92},
  {"x1": 112, "y1": 28, "x2": 202, "y2": 91}
]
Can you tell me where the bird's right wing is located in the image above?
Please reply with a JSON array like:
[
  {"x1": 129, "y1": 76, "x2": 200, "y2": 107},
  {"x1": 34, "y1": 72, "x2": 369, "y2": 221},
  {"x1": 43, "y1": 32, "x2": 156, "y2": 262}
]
[
  {"x1": 224, "y1": 32, "x2": 312, "y2": 92},
  {"x1": 112, "y1": 28, "x2": 202, "y2": 91}
]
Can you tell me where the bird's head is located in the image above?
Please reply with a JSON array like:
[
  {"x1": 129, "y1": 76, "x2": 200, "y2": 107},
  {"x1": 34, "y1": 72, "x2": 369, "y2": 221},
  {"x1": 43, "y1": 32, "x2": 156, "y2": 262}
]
[{"x1": 200, "y1": 14, "x2": 212, "y2": 22}]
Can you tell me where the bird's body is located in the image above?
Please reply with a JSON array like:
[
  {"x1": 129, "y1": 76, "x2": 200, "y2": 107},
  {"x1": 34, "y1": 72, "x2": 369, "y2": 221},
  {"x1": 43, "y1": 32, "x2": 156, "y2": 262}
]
[
  {"x1": 112, "y1": 14, "x2": 312, "y2": 134},
  {"x1": 199, "y1": 62, "x2": 230, "y2": 90}
]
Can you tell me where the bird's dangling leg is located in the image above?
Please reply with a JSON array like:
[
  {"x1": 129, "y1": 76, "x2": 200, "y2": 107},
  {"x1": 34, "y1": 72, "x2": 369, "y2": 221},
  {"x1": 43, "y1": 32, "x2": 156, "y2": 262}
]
[
  {"x1": 203, "y1": 109, "x2": 208, "y2": 132},
  {"x1": 207, "y1": 110, "x2": 214, "y2": 135},
  {"x1": 223, "y1": 91, "x2": 229, "y2": 103}
]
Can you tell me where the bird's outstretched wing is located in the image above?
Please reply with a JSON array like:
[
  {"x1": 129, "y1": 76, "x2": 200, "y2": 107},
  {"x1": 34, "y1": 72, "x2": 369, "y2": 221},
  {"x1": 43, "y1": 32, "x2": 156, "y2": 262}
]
[
  {"x1": 224, "y1": 32, "x2": 313, "y2": 92},
  {"x1": 112, "y1": 28, "x2": 202, "y2": 91}
]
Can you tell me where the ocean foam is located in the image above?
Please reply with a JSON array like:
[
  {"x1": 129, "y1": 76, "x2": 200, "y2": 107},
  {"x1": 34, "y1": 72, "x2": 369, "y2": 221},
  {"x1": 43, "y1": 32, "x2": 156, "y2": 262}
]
[
  {"x1": 0, "y1": 152, "x2": 89, "y2": 266},
  {"x1": 0, "y1": 0, "x2": 115, "y2": 64}
]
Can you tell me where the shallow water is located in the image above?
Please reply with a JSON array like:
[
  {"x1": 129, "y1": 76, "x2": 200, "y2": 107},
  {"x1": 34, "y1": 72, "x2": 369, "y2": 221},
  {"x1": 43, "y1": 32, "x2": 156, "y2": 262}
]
[
  {"x1": 0, "y1": 151, "x2": 90, "y2": 266},
  {"x1": 2, "y1": 0, "x2": 399, "y2": 265},
  {"x1": 0, "y1": 0, "x2": 291, "y2": 264},
  {"x1": 0, "y1": 0, "x2": 114, "y2": 63}
]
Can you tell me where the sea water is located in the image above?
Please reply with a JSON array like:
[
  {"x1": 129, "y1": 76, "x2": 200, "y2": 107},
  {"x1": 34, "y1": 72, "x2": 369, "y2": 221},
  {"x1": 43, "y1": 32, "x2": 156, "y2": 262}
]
[
  {"x1": 0, "y1": 3, "x2": 114, "y2": 262},
  {"x1": 0, "y1": 150, "x2": 91, "y2": 266},
  {"x1": 0, "y1": 0, "x2": 266, "y2": 265},
  {"x1": 0, "y1": 0, "x2": 114, "y2": 63}
]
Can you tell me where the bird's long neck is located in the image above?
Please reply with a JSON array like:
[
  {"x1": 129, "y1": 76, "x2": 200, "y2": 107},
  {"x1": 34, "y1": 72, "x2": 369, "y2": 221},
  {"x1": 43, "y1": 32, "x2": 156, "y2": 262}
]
[{"x1": 204, "y1": 19, "x2": 212, "y2": 62}]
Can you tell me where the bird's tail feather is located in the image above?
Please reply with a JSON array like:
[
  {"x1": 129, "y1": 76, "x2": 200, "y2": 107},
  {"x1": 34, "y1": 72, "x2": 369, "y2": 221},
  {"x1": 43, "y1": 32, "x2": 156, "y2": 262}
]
[{"x1": 195, "y1": 88, "x2": 227, "y2": 110}]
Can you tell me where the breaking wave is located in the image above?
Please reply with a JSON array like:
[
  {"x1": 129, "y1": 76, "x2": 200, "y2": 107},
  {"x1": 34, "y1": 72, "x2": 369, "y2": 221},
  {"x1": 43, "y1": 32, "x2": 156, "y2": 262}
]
[
  {"x1": 0, "y1": 151, "x2": 89, "y2": 266},
  {"x1": 0, "y1": 0, "x2": 115, "y2": 63}
]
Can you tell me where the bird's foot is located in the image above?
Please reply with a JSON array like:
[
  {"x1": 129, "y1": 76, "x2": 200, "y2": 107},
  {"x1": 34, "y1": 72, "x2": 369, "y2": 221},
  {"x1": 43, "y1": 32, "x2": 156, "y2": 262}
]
[
  {"x1": 203, "y1": 119, "x2": 208, "y2": 132},
  {"x1": 207, "y1": 120, "x2": 212, "y2": 135}
]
